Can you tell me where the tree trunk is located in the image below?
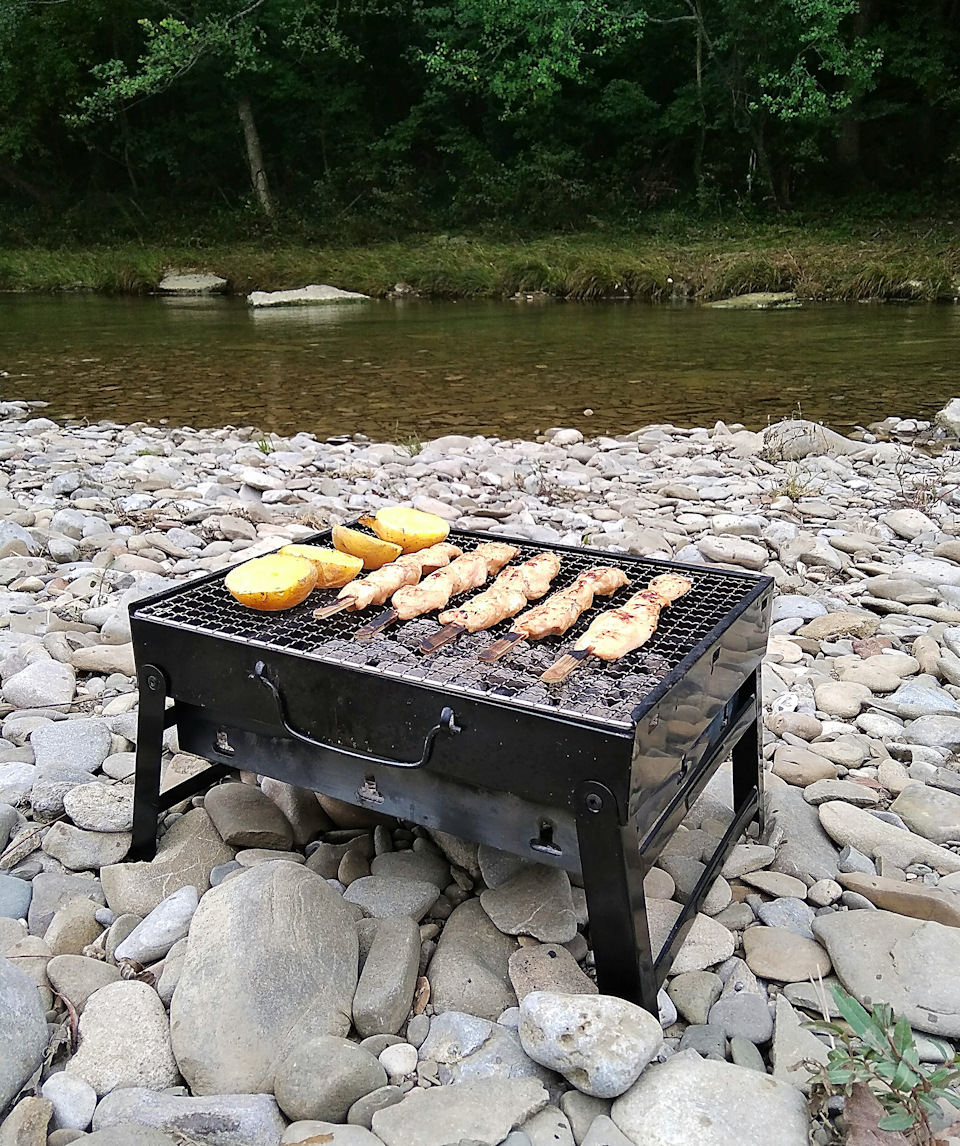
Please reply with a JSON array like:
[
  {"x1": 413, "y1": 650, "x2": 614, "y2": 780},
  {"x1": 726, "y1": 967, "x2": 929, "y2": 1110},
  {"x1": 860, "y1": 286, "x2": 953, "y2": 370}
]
[{"x1": 237, "y1": 93, "x2": 274, "y2": 219}]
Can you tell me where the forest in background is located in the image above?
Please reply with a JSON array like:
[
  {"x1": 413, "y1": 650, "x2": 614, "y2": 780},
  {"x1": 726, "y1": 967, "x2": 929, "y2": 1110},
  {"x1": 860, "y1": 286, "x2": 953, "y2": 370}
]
[{"x1": 0, "y1": 0, "x2": 958, "y2": 247}]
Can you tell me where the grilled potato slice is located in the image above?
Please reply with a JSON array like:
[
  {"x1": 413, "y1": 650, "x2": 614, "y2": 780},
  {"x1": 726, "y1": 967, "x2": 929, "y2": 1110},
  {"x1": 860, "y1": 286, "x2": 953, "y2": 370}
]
[
  {"x1": 279, "y1": 545, "x2": 363, "y2": 589},
  {"x1": 331, "y1": 525, "x2": 403, "y2": 570},
  {"x1": 360, "y1": 507, "x2": 451, "y2": 553},
  {"x1": 225, "y1": 553, "x2": 318, "y2": 611}
]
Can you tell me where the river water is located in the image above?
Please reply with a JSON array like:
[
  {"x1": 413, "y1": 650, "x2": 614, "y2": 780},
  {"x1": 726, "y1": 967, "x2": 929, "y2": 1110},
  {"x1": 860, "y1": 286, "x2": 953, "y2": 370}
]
[{"x1": 2, "y1": 294, "x2": 958, "y2": 440}]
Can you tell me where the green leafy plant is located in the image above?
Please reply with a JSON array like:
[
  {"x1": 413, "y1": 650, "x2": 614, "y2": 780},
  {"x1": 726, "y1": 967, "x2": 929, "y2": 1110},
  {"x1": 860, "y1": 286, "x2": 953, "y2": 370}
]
[
  {"x1": 805, "y1": 984, "x2": 960, "y2": 1144},
  {"x1": 256, "y1": 435, "x2": 274, "y2": 455}
]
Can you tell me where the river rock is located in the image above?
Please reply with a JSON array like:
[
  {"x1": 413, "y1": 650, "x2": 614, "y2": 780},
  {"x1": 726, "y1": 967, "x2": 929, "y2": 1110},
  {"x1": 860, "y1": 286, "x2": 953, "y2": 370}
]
[
  {"x1": 611, "y1": 1050, "x2": 809, "y2": 1146},
  {"x1": 344, "y1": 876, "x2": 439, "y2": 921},
  {"x1": 480, "y1": 865, "x2": 578, "y2": 943},
  {"x1": 519, "y1": 991, "x2": 662, "y2": 1098},
  {"x1": 66, "y1": 980, "x2": 178, "y2": 1096},
  {"x1": 813, "y1": 909, "x2": 960, "y2": 1036},
  {"x1": 170, "y1": 861, "x2": 357, "y2": 1094},
  {"x1": 158, "y1": 271, "x2": 227, "y2": 294},
  {"x1": 352, "y1": 914, "x2": 420, "y2": 1037},
  {"x1": 647, "y1": 899, "x2": 734, "y2": 973},
  {"x1": 771, "y1": 595, "x2": 827, "y2": 622},
  {"x1": 904, "y1": 715, "x2": 960, "y2": 749},
  {"x1": 282, "y1": 1122, "x2": 384, "y2": 1145},
  {"x1": 798, "y1": 611, "x2": 879, "y2": 641},
  {"x1": 0, "y1": 955, "x2": 49, "y2": 1111},
  {"x1": 273, "y1": 1035, "x2": 386, "y2": 1122},
  {"x1": 41, "y1": 1071, "x2": 97, "y2": 1131},
  {"x1": 770, "y1": 995, "x2": 829, "y2": 1093},
  {"x1": 419, "y1": 1010, "x2": 554, "y2": 1086},
  {"x1": 818, "y1": 800, "x2": 960, "y2": 873},
  {"x1": 760, "y1": 782, "x2": 835, "y2": 887},
  {"x1": 872, "y1": 675, "x2": 960, "y2": 719},
  {"x1": 31, "y1": 719, "x2": 112, "y2": 774},
  {"x1": 2, "y1": 660, "x2": 75, "y2": 708},
  {"x1": 371, "y1": 1077, "x2": 549, "y2": 1146},
  {"x1": 42, "y1": 822, "x2": 130, "y2": 870},
  {"x1": 429, "y1": 898, "x2": 519, "y2": 1021},
  {"x1": 114, "y1": 884, "x2": 198, "y2": 963},
  {"x1": 100, "y1": 808, "x2": 233, "y2": 916},
  {"x1": 742, "y1": 926, "x2": 832, "y2": 981},
  {"x1": 0, "y1": 1096, "x2": 51, "y2": 1143},
  {"x1": 91, "y1": 1087, "x2": 286, "y2": 1146},
  {"x1": 370, "y1": 848, "x2": 450, "y2": 889},
  {"x1": 70, "y1": 643, "x2": 136, "y2": 676},
  {"x1": 63, "y1": 782, "x2": 134, "y2": 832},
  {"x1": 260, "y1": 778, "x2": 333, "y2": 848},
  {"x1": 0, "y1": 872, "x2": 31, "y2": 919},
  {"x1": 46, "y1": 954, "x2": 121, "y2": 1013},
  {"x1": 837, "y1": 872, "x2": 960, "y2": 926},
  {"x1": 697, "y1": 537, "x2": 768, "y2": 570},
  {"x1": 889, "y1": 784, "x2": 960, "y2": 844},
  {"x1": 509, "y1": 943, "x2": 597, "y2": 999},
  {"x1": 203, "y1": 782, "x2": 294, "y2": 850},
  {"x1": 27, "y1": 872, "x2": 104, "y2": 936},
  {"x1": 803, "y1": 779, "x2": 879, "y2": 807},
  {"x1": 43, "y1": 896, "x2": 102, "y2": 956},
  {"x1": 936, "y1": 398, "x2": 960, "y2": 436},
  {"x1": 814, "y1": 681, "x2": 871, "y2": 718}
]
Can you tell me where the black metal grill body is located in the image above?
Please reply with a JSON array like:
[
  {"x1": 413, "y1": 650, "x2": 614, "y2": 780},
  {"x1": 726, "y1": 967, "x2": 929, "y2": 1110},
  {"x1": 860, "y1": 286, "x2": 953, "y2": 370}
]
[{"x1": 129, "y1": 524, "x2": 772, "y2": 1011}]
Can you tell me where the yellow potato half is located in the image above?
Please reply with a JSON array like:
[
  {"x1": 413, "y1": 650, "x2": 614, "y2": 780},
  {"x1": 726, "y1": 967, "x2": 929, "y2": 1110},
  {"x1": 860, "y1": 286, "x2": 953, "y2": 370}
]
[
  {"x1": 279, "y1": 545, "x2": 363, "y2": 589},
  {"x1": 331, "y1": 525, "x2": 403, "y2": 570},
  {"x1": 225, "y1": 553, "x2": 318, "y2": 611},
  {"x1": 361, "y1": 507, "x2": 451, "y2": 553}
]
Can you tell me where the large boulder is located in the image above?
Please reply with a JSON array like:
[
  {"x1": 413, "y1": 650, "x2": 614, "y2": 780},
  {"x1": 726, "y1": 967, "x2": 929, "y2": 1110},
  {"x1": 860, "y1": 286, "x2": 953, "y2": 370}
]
[
  {"x1": 170, "y1": 861, "x2": 357, "y2": 1094},
  {"x1": 428, "y1": 899, "x2": 519, "y2": 1022}
]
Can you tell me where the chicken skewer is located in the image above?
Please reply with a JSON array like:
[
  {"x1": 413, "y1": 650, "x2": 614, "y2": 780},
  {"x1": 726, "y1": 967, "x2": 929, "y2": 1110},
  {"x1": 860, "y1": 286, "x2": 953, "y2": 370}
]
[
  {"x1": 478, "y1": 566, "x2": 630, "y2": 663},
  {"x1": 313, "y1": 542, "x2": 462, "y2": 619},
  {"x1": 540, "y1": 573, "x2": 692, "y2": 684},
  {"x1": 354, "y1": 542, "x2": 520, "y2": 640},
  {"x1": 420, "y1": 551, "x2": 562, "y2": 655}
]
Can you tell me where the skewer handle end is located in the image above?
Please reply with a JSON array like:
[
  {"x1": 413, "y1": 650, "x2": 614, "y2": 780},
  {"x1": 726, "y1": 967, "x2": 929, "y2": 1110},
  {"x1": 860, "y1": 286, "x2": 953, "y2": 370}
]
[
  {"x1": 313, "y1": 598, "x2": 354, "y2": 619},
  {"x1": 354, "y1": 608, "x2": 398, "y2": 641},
  {"x1": 420, "y1": 624, "x2": 466, "y2": 655},
  {"x1": 478, "y1": 632, "x2": 526, "y2": 663},
  {"x1": 541, "y1": 649, "x2": 590, "y2": 684}
]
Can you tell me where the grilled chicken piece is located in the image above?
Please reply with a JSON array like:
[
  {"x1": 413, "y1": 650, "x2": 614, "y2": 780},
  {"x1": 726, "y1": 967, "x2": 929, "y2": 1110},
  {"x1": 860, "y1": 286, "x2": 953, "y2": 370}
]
[
  {"x1": 513, "y1": 566, "x2": 630, "y2": 640},
  {"x1": 572, "y1": 573, "x2": 691, "y2": 660},
  {"x1": 391, "y1": 542, "x2": 520, "y2": 620},
  {"x1": 437, "y1": 552, "x2": 561, "y2": 632},
  {"x1": 334, "y1": 542, "x2": 462, "y2": 612}
]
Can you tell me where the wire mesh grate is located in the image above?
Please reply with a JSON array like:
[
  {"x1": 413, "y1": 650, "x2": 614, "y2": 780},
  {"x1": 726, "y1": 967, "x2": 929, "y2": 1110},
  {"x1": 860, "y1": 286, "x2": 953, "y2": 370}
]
[{"x1": 134, "y1": 528, "x2": 764, "y2": 727}]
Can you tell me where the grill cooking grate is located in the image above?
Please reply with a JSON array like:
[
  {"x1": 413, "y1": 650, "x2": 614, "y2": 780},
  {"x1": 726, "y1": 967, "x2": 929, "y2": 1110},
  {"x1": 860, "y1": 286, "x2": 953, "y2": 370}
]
[{"x1": 135, "y1": 529, "x2": 760, "y2": 726}]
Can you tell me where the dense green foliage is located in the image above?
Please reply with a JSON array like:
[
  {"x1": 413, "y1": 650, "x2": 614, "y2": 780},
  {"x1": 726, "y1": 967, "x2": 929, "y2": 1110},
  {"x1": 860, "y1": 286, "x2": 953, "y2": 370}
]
[{"x1": 0, "y1": 0, "x2": 958, "y2": 239}]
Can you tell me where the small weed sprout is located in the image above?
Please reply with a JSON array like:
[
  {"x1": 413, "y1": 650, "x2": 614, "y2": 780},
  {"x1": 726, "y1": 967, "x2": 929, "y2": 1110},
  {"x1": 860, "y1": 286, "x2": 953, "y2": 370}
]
[
  {"x1": 804, "y1": 983, "x2": 960, "y2": 1144},
  {"x1": 771, "y1": 463, "x2": 822, "y2": 500},
  {"x1": 256, "y1": 434, "x2": 274, "y2": 455}
]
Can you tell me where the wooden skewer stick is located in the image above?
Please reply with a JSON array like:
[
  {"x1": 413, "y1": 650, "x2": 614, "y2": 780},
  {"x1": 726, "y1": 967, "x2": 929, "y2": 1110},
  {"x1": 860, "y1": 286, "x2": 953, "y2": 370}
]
[
  {"x1": 313, "y1": 598, "x2": 356, "y2": 620},
  {"x1": 540, "y1": 648, "x2": 590, "y2": 684},
  {"x1": 419, "y1": 624, "x2": 467, "y2": 656},
  {"x1": 477, "y1": 632, "x2": 527, "y2": 663},
  {"x1": 354, "y1": 608, "x2": 398, "y2": 641}
]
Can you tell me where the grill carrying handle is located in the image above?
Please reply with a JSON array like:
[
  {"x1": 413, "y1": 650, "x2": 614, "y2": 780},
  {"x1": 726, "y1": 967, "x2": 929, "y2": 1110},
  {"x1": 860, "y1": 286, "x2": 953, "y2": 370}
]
[{"x1": 252, "y1": 660, "x2": 460, "y2": 769}]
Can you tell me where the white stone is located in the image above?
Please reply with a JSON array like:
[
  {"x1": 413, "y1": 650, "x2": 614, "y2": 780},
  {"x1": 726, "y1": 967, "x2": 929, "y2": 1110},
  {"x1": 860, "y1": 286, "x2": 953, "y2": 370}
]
[
  {"x1": 2, "y1": 659, "x2": 75, "y2": 707},
  {"x1": 378, "y1": 1042, "x2": 418, "y2": 1078},
  {"x1": 248, "y1": 284, "x2": 369, "y2": 307},
  {"x1": 42, "y1": 1070, "x2": 98, "y2": 1130},
  {"x1": 936, "y1": 398, "x2": 960, "y2": 437},
  {"x1": 157, "y1": 272, "x2": 227, "y2": 294},
  {"x1": 518, "y1": 991, "x2": 663, "y2": 1098}
]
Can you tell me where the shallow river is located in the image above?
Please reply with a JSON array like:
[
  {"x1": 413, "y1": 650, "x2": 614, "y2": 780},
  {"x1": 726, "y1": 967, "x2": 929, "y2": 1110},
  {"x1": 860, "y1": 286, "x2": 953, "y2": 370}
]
[{"x1": 2, "y1": 294, "x2": 958, "y2": 440}]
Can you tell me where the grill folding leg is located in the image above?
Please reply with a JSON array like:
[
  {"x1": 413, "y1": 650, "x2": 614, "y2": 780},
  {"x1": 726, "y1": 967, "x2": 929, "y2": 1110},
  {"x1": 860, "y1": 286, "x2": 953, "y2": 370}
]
[
  {"x1": 576, "y1": 670, "x2": 763, "y2": 1013},
  {"x1": 130, "y1": 664, "x2": 232, "y2": 861}
]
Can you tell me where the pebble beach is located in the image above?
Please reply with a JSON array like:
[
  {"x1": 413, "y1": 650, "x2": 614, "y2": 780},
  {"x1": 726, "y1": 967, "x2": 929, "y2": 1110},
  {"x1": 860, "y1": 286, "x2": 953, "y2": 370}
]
[{"x1": 2, "y1": 398, "x2": 960, "y2": 1146}]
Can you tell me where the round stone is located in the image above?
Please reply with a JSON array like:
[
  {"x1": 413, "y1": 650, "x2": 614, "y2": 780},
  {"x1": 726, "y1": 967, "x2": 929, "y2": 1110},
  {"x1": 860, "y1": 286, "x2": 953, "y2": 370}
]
[
  {"x1": 42, "y1": 1070, "x2": 98, "y2": 1131},
  {"x1": 378, "y1": 1043, "x2": 418, "y2": 1078},
  {"x1": 273, "y1": 1035, "x2": 387, "y2": 1123}
]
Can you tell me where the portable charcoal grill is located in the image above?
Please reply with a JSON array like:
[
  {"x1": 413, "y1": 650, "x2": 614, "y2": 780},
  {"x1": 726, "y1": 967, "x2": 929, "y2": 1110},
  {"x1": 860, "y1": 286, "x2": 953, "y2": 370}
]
[{"x1": 129, "y1": 524, "x2": 772, "y2": 1012}]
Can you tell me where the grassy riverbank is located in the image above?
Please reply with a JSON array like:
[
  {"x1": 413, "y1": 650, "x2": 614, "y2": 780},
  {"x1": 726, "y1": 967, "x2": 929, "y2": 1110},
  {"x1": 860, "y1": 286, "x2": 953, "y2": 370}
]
[{"x1": 2, "y1": 214, "x2": 959, "y2": 301}]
